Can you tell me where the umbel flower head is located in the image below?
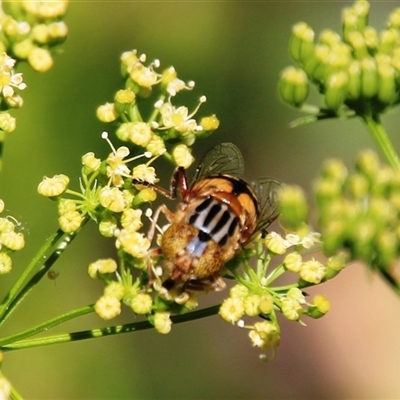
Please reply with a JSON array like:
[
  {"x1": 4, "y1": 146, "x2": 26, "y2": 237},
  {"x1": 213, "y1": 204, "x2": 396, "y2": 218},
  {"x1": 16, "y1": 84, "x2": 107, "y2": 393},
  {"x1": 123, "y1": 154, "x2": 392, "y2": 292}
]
[
  {"x1": 96, "y1": 49, "x2": 220, "y2": 165},
  {"x1": 279, "y1": 0, "x2": 400, "y2": 117}
]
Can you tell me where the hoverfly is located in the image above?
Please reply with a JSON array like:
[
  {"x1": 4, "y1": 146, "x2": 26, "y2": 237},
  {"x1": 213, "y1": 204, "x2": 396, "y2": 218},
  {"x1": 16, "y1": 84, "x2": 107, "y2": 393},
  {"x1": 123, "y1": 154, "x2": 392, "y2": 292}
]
[{"x1": 133, "y1": 142, "x2": 281, "y2": 291}]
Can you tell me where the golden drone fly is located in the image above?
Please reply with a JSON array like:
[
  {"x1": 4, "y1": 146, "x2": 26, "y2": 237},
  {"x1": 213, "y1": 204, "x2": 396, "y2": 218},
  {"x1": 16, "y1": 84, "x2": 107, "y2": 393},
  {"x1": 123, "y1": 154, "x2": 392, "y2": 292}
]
[{"x1": 133, "y1": 142, "x2": 281, "y2": 291}]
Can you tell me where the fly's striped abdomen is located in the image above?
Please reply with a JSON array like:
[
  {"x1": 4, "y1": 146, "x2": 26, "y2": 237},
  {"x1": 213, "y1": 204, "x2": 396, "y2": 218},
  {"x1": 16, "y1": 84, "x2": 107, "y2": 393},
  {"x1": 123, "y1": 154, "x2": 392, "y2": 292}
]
[{"x1": 187, "y1": 197, "x2": 240, "y2": 251}]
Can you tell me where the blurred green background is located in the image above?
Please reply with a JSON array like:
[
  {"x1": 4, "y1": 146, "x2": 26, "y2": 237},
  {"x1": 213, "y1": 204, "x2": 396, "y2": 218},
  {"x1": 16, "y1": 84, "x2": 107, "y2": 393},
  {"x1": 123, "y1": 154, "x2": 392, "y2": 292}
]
[{"x1": 1, "y1": 1, "x2": 400, "y2": 398}]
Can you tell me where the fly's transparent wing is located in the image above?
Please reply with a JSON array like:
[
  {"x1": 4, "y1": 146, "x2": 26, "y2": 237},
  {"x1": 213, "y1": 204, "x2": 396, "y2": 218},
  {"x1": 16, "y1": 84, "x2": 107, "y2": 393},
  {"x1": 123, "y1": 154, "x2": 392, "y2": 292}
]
[
  {"x1": 192, "y1": 142, "x2": 244, "y2": 183},
  {"x1": 251, "y1": 178, "x2": 282, "y2": 233}
]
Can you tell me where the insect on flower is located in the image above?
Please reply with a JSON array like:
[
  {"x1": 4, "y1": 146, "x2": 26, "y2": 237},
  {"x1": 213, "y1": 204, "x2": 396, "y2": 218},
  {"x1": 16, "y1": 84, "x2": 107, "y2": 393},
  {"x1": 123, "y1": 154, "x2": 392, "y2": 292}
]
[{"x1": 133, "y1": 143, "x2": 281, "y2": 291}]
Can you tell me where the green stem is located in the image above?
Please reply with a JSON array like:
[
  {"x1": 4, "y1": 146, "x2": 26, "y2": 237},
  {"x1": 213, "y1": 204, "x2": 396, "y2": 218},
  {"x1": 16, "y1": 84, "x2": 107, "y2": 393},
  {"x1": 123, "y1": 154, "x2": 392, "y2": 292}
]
[
  {"x1": 362, "y1": 113, "x2": 400, "y2": 170},
  {"x1": 0, "y1": 229, "x2": 64, "y2": 325},
  {"x1": 1, "y1": 305, "x2": 220, "y2": 352},
  {"x1": 0, "y1": 220, "x2": 87, "y2": 327},
  {"x1": 0, "y1": 129, "x2": 5, "y2": 175},
  {"x1": 10, "y1": 385, "x2": 23, "y2": 400},
  {"x1": 0, "y1": 305, "x2": 94, "y2": 347}
]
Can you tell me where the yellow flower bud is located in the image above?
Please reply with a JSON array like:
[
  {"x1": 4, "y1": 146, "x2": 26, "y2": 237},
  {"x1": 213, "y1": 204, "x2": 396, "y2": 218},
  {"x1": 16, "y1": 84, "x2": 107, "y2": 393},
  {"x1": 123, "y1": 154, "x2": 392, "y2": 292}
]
[
  {"x1": 244, "y1": 294, "x2": 262, "y2": 317},
  {"x1": 28, "y1": 47, "x2": 54, "y2": 72},
  {"x1": 229, "y1": 284, "x2": 249, "y2": 299},
  {"x1": 136, "y1": 188, "x2": 157, "y2": 203},
  {"x1": 95, "y1": 295, "x2": 121, "y2": 320},
  {"x1": 104, "y1": 281, "x2": 125, "y2": 300},
  {"x1": 98, "y1": 216, "x2": 118, "y2": 238},
  {"x1": 0, "y1": 113, "x2": 16, "y2": 133},
  {"x1": 131, "y1": 293, "x2": 153, "y2": 314},
  {"x1": 146, "y1": 135, "x2": 166, "y2": 156},
  {"x1": 121, "y1": 208, "x2": 143, "y2": 231},
  {"x1": 32, "y1": 24, "x2": 50, "y2": 44},
  {"x1": 219, "y1": 297, "x2": 245, "y2": 324},
  {"x1": 281, "y1": 297, "x2": 303, "y2": 321},
  {"x1": 299, "y1": 259, "x2": 326, "y2": 284},
  {"x1": 200, "y1": 114, "x2": 220, "y2": 131},
  {"x1": 284, "y1": 251, "x2": 302, "y2": 273},
  {"x1": 58, "y1": 210, "x2": 83, "y2": 233},
  {"x1": 153, "y1": 311, "x2": 172, "y2": 334},
  {"x1": 264, "y1": 232, "x2": 287, "y2": 254},
  {"x1": 82, "y1": 152, "x2": 101, "y2": 172},
  {"x1": 99, "y1": 186, "x2": 127, "y2": 213},
  {"x1": 116, "y1": 230, "x2": 150, "y2": 258},
  {"x1": 38, "y1": 174, "x2": 70, "y2": 197},
  {"x1": 258, "y1": 294, "x2": 274, "y2": 315},
  {"x1": 0, "y1": 253, "x2": 12, "y2": 274},
  {"x1": 48, "y1": 22, "x2": 68, "y2": 41},
  {"x1": 307, "y1": 294, "x2": 331, "y2": 318},
  {"x1": 172, "y1": 144, "x2": 194, "y2": 169},
  {"x1": 96, "y1": 103, "x2": 119, "y2": 123},
  {"x1": 13, "y1": 39, "x2": 35, "y2": 59}
]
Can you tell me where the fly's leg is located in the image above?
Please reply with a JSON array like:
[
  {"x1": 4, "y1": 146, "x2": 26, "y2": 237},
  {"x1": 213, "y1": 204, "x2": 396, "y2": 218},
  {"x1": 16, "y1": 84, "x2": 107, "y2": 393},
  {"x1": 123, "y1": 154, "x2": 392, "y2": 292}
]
[{"x1": 132, "y1": 166, "x2": 190, "y2": 199}]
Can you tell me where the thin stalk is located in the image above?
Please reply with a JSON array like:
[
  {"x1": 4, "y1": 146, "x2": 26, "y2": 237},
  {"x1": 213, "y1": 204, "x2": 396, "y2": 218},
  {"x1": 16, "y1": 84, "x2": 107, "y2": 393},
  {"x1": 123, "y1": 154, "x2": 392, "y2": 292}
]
[
  {"x1": 0, "y1": 229, "x2": 65, "y2": 325},
  {"x1": 0, "y1": 305, "x2": 94, "y2": 347},
  {"x1": 362, "y1": 113, "x2": 400, "y2": 170},
  {"x1": 10, "y1": 385, "x2": 23, "y2": 400},
  {"x1": 1, "y1": 305, "x2": 221, "y2": 352},
  {"x1": 0, "y1": 227, "x2": 83, "y2": 326},
  {"x1": 0, "y1": 129, "x2": 5, "y2": 174}
]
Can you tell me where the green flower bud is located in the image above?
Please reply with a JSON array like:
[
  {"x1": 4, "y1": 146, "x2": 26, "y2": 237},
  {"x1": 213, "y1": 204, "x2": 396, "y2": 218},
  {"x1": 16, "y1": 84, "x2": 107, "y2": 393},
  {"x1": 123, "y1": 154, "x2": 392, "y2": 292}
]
[
  {"x1": 324, "y1": 71, "x2": 348, "y2": 110},
  {"x1": 325, "y1": 43, "x2": 352, "y2": 78},
  {"x1": 342, "y1": 8, "x2": 359, "y2": 43},
  {"x1": 351, "y1": 218, "x2": 376, "y2": 260},
  {"x1": 371, "y1": 166, "x2": 394, "y2": 196},
  {"x1": 377, "y1": 61, "x2": 397, "y2": 104},
  {"x1": 378, "y1": 29, "x2": 400, "y2": 56},
  {"x1": 322, "y1": 219, "x2": 347, "y2": 255},
  {"x1": 321, "y1": 158, "x2": 348, "y2": 184},
  {"x1": 307, "y1": 295, "x2": 331, "y2": 318},
  {"x1": 363, "y1": 26, "x2": 378, "y2": 52},
  {"x1": 289, "y1": 22, "x2": 315, "y2": 64},
  {"x1": 347, "y1": 61, "x2": 362, "y2": 100},
  {"x1": 319, "y1": 29, "x2": 341, "y2": 47},
  {"x1": 278, "y1": 66, "x2": 309, "y2": 107},
  {"x1": 388, "y1": 8, "x2": 400, "y2": 29},
  {"x1": 324, "y1": 252, "x2": 348, "y2": 279},
  {"x1": 302, "y1": 44, "x2": 330, "y2": 82},
  {"x1": 356, "y1": 149, "x2": 380, "y2": 179},
  {"x1": 347, "y1": 31, "x2": 368, "y2": 59},
  {"x1": 353, "y1": 0, "x2": 370, "y2": 26},
  {"x1": 368, "y1": 198, "x2": 395, "y2": 227},
  {"x1": 391, "y1": 54, "x2": 400, "y2": 86},
  {"x1": 314, "y1": 177, "x2": 343, "y2": 208},
  {"x1": 343, "y1": 1, "x2": 369, "y2": 42},
  {"x1": 361, "y1": 57, "x2": 378, "y2": 98},
  {"x1": 278, "y1": 185, "x2": 308, "y2": 229},
  {"x1": 347, "y1": 173, "x2": 369, "y2": 199},
  {"x1": 375, "y1": 229, "x2": 398, "y2": 268}
]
